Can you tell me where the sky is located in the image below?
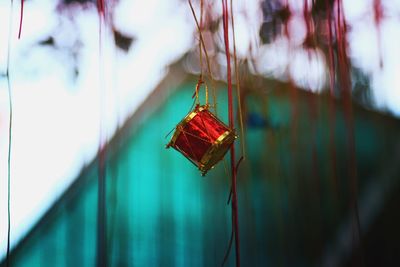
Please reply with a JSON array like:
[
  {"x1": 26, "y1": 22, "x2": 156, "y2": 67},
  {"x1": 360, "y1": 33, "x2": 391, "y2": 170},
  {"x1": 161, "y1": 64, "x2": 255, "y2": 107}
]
[
  {"x1": 0, "y1": 0, "x2": 194, "y2": 259},
  {"x1": 1, "y1": 0, "x2": 400, "y2": 260}
]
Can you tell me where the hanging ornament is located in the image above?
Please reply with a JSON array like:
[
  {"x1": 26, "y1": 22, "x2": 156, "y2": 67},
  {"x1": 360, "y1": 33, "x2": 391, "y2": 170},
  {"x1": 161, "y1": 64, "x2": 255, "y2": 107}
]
[{"x1": 166, "y1": 81, "x2": 236, "y2": 176}]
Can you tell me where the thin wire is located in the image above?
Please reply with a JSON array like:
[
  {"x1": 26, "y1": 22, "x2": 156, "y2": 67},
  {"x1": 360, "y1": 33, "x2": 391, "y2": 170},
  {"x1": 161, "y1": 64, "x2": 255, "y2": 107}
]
[
  {"x1": 229, "y1": 0, "x2": 245, "y2": 160},
  {"x1": 181, "y1": 127, "x2": 201, "y2": 162},
  {"x1": 17, "y1": 0, "x2": 23, "y2": 39},
  {"x1": 97, "y1": 0, "x2": 105, "y2": 22},
  {"x1": 188, "y1": 1, "x2": 209, "y2": 79},
  {"x1": 221, "y1": 222, "x2": 234, "y2": 266},
  {"x1": 199, "y1": 0, "x2": 204, "y2": 80},
  {"x1": 337, "y1": 1, "x2": 365, "y2": 266},
  {"x1": 188, "y1": 0, "x2": 218, "y2": 113},
  {"x1": 96, "y1": 4, "x2": 107, "y2": 267},
  {"x1": 6, "y1": 65, "x2": 13, "y2": 267},
  {"x1": 222, "y1": 0, "x2": 240, "y2": 266},
  {"x1": 6, "y1": 1, "x2": 14, "y2": 266}
]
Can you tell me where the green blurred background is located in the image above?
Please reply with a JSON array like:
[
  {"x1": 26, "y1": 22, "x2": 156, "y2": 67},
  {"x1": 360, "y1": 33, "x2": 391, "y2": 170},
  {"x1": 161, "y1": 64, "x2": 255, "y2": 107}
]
[{"x1": 3, "y1": 73, "x2": 400, "y2": 266}]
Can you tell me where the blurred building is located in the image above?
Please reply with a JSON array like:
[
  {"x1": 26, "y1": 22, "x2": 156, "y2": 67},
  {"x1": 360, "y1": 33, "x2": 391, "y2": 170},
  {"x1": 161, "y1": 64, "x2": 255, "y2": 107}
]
[{"x1": 1, "y1": 62, "x2": 400, "y2": 267}]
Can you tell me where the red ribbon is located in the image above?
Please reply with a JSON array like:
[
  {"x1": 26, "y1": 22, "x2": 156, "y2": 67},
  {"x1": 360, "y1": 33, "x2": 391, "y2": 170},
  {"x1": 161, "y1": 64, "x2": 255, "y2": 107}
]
[{"x1": 221, "y1": 1, "x2": 241, "y2": 266}]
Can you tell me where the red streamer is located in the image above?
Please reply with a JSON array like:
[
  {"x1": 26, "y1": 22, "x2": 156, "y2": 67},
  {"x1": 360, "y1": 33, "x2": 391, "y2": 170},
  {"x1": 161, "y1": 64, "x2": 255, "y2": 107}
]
[
  {"x1": 97, "y1": 0, "x2": 105, "y2": 18},
  {"x1": 325, "y1": 0, "x2": 339, "y2": 196},
  {"x1": 221, "y1": 0, "x2": 241, "y2": 266},
  {"x1": 336, "y1": 1, "x2": 365, "y2": 265},
  {"x1": 373, "y1": 0, "x2": 384, "y2": 68},
  {"x1": 18, "y1": 0, "x2": 24, "y2": 39}
]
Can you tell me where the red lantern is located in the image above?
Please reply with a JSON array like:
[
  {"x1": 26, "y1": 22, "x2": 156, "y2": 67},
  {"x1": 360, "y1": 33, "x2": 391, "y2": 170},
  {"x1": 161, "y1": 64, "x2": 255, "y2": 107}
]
[{"x1": 166, "y1": 104, "x2": 236, "y2": 175}]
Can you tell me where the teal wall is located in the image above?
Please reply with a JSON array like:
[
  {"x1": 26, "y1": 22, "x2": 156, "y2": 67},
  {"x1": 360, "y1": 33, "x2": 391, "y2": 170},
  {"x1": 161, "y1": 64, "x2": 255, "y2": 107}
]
[{"x1": 3, "y1": 81, "x2": 400, "y2": 266}]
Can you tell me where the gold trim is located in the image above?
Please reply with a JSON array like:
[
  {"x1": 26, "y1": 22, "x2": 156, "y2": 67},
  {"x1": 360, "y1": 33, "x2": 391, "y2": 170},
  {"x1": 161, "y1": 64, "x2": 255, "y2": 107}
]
[
  {"x1": 200, "y1": 131, "x2": 229, "y2": 165},
  {"x1": 199, "y1": 129, "x2": 237, "y2": 175},
  {"x1": 168, "y1": 110, "x2": 198, "y2": 147},
  {"x1": 216, "y1": 130, "x2": 231, "y2": 144}
]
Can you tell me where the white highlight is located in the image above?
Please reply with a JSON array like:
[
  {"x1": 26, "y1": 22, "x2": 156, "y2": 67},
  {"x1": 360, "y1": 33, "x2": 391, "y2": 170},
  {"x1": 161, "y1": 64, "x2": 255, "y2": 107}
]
[{"x1": 0, "y1": 0, "x2": 192, "y2": 260}]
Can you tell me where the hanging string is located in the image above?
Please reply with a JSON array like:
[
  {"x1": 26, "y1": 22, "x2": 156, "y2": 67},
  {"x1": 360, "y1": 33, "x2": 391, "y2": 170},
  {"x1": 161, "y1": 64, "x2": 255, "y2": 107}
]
[
  {"x1": 325, "y1": 0, "x2": 339, "y2": 198},
  {"x1": 225, "y1": 0, "x2": 245, "y2": 217},
  {"x1": 221, "y1": 218, "x2": 234, "y2": 266},
  {"x1": 18, "y1": 0, "x2": 24, "y2": 38},
  {"x1": 193, "y1": 79, "x2": 209, "y2": 106},
  {"x1": 221, "y1": 0, "x2": 240, "y2": 266},
  {"x1": 188, "y1": 0, "x2": 217, "y2": 112},
  {"x1": 229, "y1": 0, "x2": 245, "y2": 161},
  {"x1": 199, "y1": 0, "x2": 204, "y2": 80},
  {"x1": 97, "y1": 0, "x2": 105, "y2": 22},
  {"x1": 336, "y1": 1, "x2": 365, "y2": 266},
  {"x1": 18, "y1": 0, "x2": 23, "y2": 38},
  {"x1": 96, "y1": 1, "x2": 107, "y2": 266},
  {"x1": 325, "y1": 0, "x2": 335, "y2": 97},
  {"x1": 6, "y1": 1, "x2": 15, "y2": 266},
  {"x1": 373, "y1": 0, "x2": 384, "y2": 68}
]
